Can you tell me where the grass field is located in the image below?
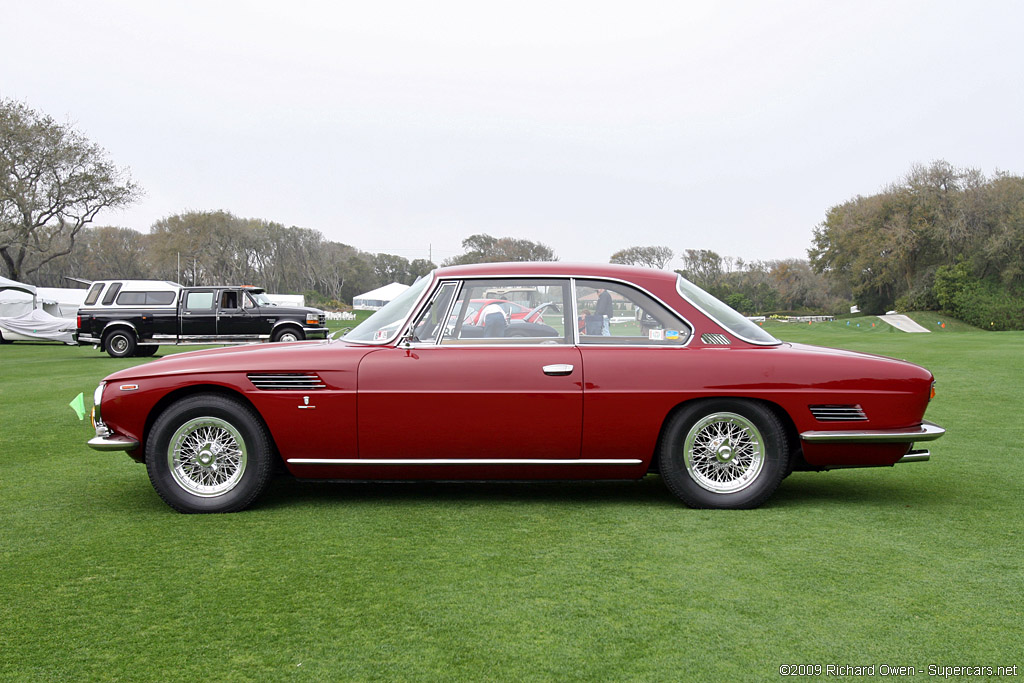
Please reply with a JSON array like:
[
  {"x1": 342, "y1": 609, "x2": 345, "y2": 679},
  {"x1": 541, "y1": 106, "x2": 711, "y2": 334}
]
[{"x1": 1, "y1": 322, "x2": 1021, "y2": 681}]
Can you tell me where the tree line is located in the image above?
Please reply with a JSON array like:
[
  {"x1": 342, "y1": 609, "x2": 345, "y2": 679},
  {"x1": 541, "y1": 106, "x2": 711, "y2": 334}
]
[
  {"x1": 6, "y1": 99, "x2": 1022, "y2": 325},
  {"x1": 809, "y1": 160, "x2": 1024, "y2": 328}
]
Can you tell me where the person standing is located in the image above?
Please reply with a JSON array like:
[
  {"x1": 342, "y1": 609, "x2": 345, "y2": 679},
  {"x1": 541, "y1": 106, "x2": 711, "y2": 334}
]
[
  {"x1": 595, "y1": 287, "x2": 613, "y2": 336},
  {"x1": 480, "y1": 301, "x2": 509, "y2": 337}
]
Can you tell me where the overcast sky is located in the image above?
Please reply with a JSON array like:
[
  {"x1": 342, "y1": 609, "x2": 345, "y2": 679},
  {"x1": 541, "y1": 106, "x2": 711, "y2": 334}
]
[{"x1": 3, "y1": 1, "x2": 1021, "y2": 268}]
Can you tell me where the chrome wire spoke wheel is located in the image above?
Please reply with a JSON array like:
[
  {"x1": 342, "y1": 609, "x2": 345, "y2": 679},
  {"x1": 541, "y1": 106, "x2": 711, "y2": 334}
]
[
  {"x1": 167, "y1": 417, "x2": 248, "y2": 497},
  {"x1": 684, "y1": 412, "x2": 765, "y2": 494}
]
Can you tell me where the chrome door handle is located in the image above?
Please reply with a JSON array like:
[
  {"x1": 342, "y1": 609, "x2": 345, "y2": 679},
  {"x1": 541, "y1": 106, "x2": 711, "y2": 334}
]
[{"x1": 542, "y1": 364, "x2": 574, "y2": 376}]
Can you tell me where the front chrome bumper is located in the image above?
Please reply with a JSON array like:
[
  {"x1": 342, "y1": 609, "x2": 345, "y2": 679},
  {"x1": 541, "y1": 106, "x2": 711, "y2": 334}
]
[
  {"x1": 88, "y1": 434, "x2": 139, "y2": 451},
  {"x1": 800, "y1": 420, "x2": 945, "y2": 444}
]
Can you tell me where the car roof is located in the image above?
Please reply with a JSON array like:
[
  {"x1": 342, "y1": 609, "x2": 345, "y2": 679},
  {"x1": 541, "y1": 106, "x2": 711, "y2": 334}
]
[{"x1": 434, "y1": 261, "x2": 678, "y2": 283}]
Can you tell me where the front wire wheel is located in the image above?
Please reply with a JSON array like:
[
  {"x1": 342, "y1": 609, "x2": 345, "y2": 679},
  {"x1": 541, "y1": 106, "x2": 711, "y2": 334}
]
[
  {"x1": 146, "y1": 394, "x2": 274, "y2": 513},
  {"x1": 168, "y1": 417, "x2": 248, "y2": 497},
  {"x1": 661, "y1": 399, "x2": 789, "y2": 509}
]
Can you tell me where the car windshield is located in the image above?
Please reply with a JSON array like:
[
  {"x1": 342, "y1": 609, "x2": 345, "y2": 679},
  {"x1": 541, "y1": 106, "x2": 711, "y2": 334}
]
[
  {"x1": 675, "y1": 275, "x2": 780, "y2": 345},
  {"x1": 250, "y1": 291, "x2": 276, "y2": 306},
  {"x1": 343, "y1": 276, "x2": 432, "y2": 344}
]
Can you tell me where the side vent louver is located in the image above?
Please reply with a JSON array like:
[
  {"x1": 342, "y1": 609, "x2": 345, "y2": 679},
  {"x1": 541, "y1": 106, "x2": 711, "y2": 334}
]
[
  {"x1": 248, "y1": 373, "x2": 326, "y2": 391},
  {"x1": 701, "y1": 333, "x2": 730, "y2": 345},
  {"x1": 809, "y1": 404, "x2": 867, "y2": 422}
]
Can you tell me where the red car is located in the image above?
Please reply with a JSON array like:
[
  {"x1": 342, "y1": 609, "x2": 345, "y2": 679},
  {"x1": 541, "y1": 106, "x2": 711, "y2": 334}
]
[
  {"x1": 461, "y1": 298, "x2": 545, "y2": 325},
  {"x1": 88, "y1": 262, "x2": 944, "y2": 513}
]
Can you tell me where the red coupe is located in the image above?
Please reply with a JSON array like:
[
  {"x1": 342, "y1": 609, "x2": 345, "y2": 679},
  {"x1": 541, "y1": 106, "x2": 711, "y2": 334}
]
[{"x1": 88, "y1": 262, "x2": 944, "y2": 513}]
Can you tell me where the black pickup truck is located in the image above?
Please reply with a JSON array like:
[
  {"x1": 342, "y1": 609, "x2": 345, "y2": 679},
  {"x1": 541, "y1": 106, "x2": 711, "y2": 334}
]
[{"x1": 76, "y1": 280, "x2": 328, "y2": 357}]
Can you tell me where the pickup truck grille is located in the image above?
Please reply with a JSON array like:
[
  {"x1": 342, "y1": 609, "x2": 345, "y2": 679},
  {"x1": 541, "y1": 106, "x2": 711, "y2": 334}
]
[
  {"x1": 809, "y1": 404, "x2": 867, "y2": 422},
  {"x1": 247, "y1": 373, "x2": 326, "y2": 391}
]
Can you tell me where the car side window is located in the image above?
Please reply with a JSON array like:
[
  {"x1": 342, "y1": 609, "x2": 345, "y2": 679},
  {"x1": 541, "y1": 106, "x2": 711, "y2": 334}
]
[
  {"x1": 185, "y1": 291, "x2": 215, "y2": 310},
  {"x1": 101, "y1": 283, "x2": 122, "y2": 305},
  {"x1": 221, "y1": 291, "x2": 239, "y2": 309},
  {"x1": 408, "y1": 282, "x2": 458, "y2": 344},
  {"x1": 440, "y1": 279, "x2": 570, "y2": 345},
  {"x1": 574, "y1": 279, "x2": 691, "y2": 345},
  {"x1": 84, "y1": 283, "x2": 105, "y2": 305}
]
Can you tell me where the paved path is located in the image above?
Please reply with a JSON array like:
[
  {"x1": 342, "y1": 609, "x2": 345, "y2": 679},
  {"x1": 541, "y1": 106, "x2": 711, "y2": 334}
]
[{"x1": 878, "y1": 314, "x2": 931, "y2": 333}]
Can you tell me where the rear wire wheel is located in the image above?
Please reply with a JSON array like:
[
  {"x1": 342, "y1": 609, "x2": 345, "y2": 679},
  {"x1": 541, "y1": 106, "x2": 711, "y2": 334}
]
[{"x1": 660, "y1": 399, "x2": 789, "y2": 509}]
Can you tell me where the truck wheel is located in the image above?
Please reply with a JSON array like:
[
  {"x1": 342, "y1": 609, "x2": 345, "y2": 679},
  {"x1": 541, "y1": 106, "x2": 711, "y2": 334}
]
[
  {"x1": 104, "y1": 329, "x2": 137, "y2": 358},
  {"x1": 135, "y1": 345, "x2": 159, "y2": 357},
  {"x1": 272, "y1": 327, "x2": 304, "y2": 343},
  {"x1": 145, "y1": 394, "x2": 275, "y2": 513}
]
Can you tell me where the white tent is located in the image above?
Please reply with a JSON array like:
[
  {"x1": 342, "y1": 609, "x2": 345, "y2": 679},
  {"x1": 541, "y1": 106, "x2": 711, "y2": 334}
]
[
  {"x1": 0, "y1": 276, "x2": 86, "y2": 318},
  {"x1": 0, "y1": 276, "x2": 80, "y2": 343},
  {"x1": 353, "y1": 282, "x2": 410, "y2": 310},
  {"x1": 266, "y1": 294, "x2": 305, "y2": 307}
]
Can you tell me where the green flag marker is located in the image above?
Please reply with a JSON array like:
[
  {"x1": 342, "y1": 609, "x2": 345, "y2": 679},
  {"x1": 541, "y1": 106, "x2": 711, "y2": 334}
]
[{"x1": 69, "y1": 392, "x2": 86, "y2": 421}]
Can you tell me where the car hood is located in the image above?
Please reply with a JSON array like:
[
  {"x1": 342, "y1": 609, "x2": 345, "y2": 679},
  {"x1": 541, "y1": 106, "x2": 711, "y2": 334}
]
[{"x1": 103, "y1": 340, "x2": 376, "y2": 382}]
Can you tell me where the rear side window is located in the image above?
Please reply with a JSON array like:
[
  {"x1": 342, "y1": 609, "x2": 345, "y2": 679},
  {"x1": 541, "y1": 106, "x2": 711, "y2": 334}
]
[
  {"x1": 101, "y1": 283, "x2": 122, "y2": 305},
  {"x1": 116, "y1": 291, "x2": 177, "y2": 305},
  {"x1": 185, "y1": 291, "x2": 215, "y2": 310},
  {"x1": 574, "y1": 279, "x2": 691, "y2": 345},
  {"x1": 84, "y1": 283, "x2": 105, "y2": 305}
]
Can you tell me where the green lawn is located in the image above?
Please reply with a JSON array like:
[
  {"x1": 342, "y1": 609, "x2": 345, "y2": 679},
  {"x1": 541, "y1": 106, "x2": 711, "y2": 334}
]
[{"x1": 1, "y1": 325, "x2": 1021, "y2": 681}]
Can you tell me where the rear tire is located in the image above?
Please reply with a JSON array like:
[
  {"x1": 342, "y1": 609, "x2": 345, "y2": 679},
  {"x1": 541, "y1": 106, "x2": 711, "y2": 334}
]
[
  {"x1": 145, "y1": 394, "x2": 275, "y2": 513},
  {"x1": 135, "y1": 345, "x2": 159, "y2": 357},
  {"x1": 660, "y1": 399, "x2": 789, "y2": 509},
  {"x1": 104, "y1": 329, "x2": 136, "y2": 358}
]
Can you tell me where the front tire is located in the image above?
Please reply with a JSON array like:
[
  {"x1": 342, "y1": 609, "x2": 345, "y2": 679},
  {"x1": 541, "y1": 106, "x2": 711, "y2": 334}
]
[
  {"x1": 660, "y1": 399, "x2": 789, "y2": 509},
  {"x1": 104, "y1": 329, "x2": 136, "y2": 358},
  {"x1": 272, "y1": 327, "x2": 304, "y2": 343},
  {"x1": 145, "y1": 394, "x2": 275, "y2": 513}
]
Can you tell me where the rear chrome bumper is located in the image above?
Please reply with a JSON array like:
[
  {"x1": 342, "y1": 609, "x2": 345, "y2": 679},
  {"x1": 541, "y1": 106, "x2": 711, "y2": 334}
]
[
  {"x1": 800, "y1": 420, "x2": 945, "y2": 444},
  {"x1": 898, "y1": 449, "x2": 931, "y2": 463}
]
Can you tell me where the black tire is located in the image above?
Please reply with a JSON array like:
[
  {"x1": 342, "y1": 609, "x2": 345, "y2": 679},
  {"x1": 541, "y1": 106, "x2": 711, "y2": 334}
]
[
  {"x1": 271, "y1": 327, "x2": 304, "y2": 343},
  {"x1": 134, "y1": 345, "x2": 159, "y2": 357},
  {"x1": 104, "y1": 329, "x2": 137, "y2": 358},
  {"x1": 660, "y1": 399, "x2": 789, "y2": 509},
  {"x1": 145, "y1": 394, "x2": 275, "y2": 513},
  {"x1": 0, "y1": 329, "x2": 10, "y2": 343}
]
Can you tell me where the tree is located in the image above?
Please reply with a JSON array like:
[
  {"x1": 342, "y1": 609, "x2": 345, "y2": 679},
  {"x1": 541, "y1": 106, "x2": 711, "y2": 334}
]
[
  {"x1": 678, "y1": 249, "x2": 724, "y2": 291},
  {"x1": 442, "y1": 234, "x2": 557, "y2": 265},
  {"x1": 0, "y1": 99, "x2": 140, "y2": 281},
  {"x1": 609, "y1": 245, "x2": 674, "y2": 269}
]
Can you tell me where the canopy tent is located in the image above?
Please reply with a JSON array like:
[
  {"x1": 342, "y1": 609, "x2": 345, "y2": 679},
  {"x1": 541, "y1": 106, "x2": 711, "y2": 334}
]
[
  {"x1": 353, "y1": 282, "x2": 410, "y2": 310},
  {"x1": 0, "y1": 276, "x2": 86, "y2": 318},
  {"x1": 0, "y1": 275, "x2": 82, "y2": 343}
]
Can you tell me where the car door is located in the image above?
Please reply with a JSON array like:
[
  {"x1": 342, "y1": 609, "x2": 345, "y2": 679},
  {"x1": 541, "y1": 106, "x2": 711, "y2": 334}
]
[
  {"x1": 357, "y1": 278, "x2": 584, "y2": 461},
  {"x1": 180, "y1": 289, "x2": 217, "y2": 338},
  {"x1": 216, "y1": 289, "x2": 263, "y2": 338},
  {"x1": 572, "y1": 278, "x2": 694, "y2": 460}
]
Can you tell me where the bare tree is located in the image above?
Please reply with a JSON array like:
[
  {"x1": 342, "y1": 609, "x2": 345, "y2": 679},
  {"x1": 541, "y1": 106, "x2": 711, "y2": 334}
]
[
  {"x1": 609, "y1": 245, "x2": 674, "y2": 268},
  {"x1": 0, "y1": 99, "x2": 140, "y2": 281},
  {"x1": 443, "y1": 234, "x2": 557, "y2": 265}
]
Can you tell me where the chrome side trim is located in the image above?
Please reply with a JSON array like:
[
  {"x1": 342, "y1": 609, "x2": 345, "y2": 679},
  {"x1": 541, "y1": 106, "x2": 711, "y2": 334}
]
[
  {"x1": 800, "y1": 420, "x2": 945, "y2": 443},
  {"x1": 87, "y1": 435, "x2": 140, "y2": 452},
  {"x1": 287, "y1": 458, "x2": 643, "y2": 466}
]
